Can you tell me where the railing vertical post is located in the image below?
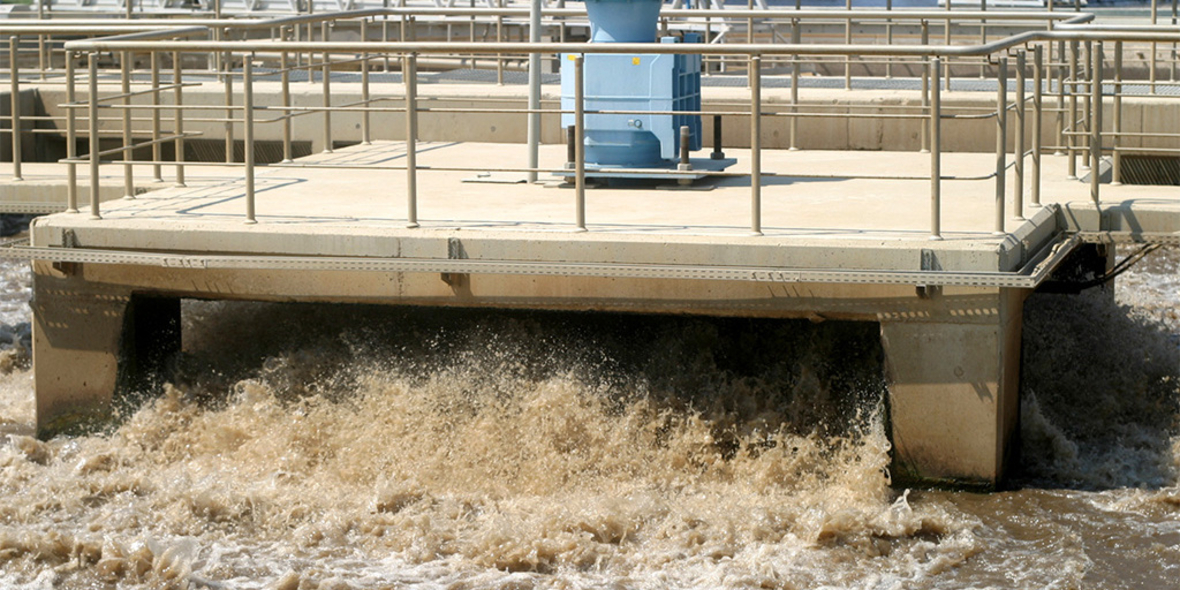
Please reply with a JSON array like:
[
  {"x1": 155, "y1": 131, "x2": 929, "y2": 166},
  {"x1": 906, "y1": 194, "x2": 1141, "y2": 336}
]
[
  {"x1": 527, "y1": 0, "x2": 542, "y2": 183},
  {"x1": 151, "y1": 51, "x2": 162, "y2": 182},
  {"x1": 574, "y1": 54, "x2": 586, "y2": 232},
  {"x1": 920, "y1": 21, "x2": 929, "y2": 153},
  {"x1": 750, "y1": 54, "x2": 762, "y2": 236},
  {"x1": 1091, "y1": 42, "x2": 1103, "y2": 209},
  {"x1": 930, "y1": 57, "x2": 942, "y2": 241},
  {"x1": 361, "y1": 22, "x2": 371, "y2": 145},
  {"x1": 1067, "y1": 40, "x2": 1078, "y2": 179},
  {"x1": 308, "y1": 22, "x2": 316, "y2": 85},
  {"x1": 88, "y1": 53, "x2": 100, "y2": 220},
  {"x1": 1014, "y1": 50, "x2": 1025, "y2": 221},
  {"x1": 121, "y1": 51, "x2": 134, "y2": 199},
  {"x1": 1151, "y1": 0, "x2": 1159, "y2": 94},
  {"x1": 173, "y1": 50, "x2": 185, "y2": 187},
  {"x1": 790, "y1": 20, "x2": 799, "y2": 150},
  {"x1": 1055, "y1": 40, "x2": 1065, "y2": 155},
  {"x1": 66, "y1": 51, "x2": 78, "y2": 213},
  {"x1": 844, "y1": 0, "x2": 852, "y2": 90},
  {"x1": 37, "y1": 34, "x2": 46, "y2": 82},
  {"x1": 405, "y1": 52, "x2": 419, "y2": 229},
  {"x1": 944, "y1": 6, "x2": 952, "y2": 91},
  {"x1": 382, "y1": 0, "x2": 391, "y2": 72},
  {"x1": 1112, "y1": 41, "x2": 1123, "y2": 185},
  {"x1": 1033, "y1": 44, "x2": 1043, "y2": 207},
  {"x1": 994, "y1": 56, "x2": 1006, "y2": 234},
  {"x1": 323, "y1": 48, "x2": 332, "y2": 152},
  {"x1": 9, "y1": 37, "x2": 21, "y2": 182},
  {"x1": 885, "y1": 0, "x2": 893, "y2": 78},
  {"x1": 496, "y1": 0, "x2": 505, "y2": 86},
  {"x1": 224, "y1": 51, "x2": 234, "y2": 163},
  {"x1": 1082, "y1": 40, "x2": 1092, "y2": 169},
  {"x1": 281, "y1": 50, "x2": 292, "y2": 162},
  {"x1": 244, "y1": 56, "x2": 256, "y2": 225},
  {"x1": 1173, "y1": 0, "x2": 1178, "y2": 82},
  {"x1": 294, "y1": 20, "x2": 303, "y2": 72}
]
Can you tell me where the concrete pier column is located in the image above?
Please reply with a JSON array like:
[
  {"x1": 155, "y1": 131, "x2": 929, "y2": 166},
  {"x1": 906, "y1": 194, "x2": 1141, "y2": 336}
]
[
  {"x1": 32, "y1": 262, "x2": 180, "y2": 438},
  {"x1": 880, "y1": 288, "x2": 1026, "y2": 489}
]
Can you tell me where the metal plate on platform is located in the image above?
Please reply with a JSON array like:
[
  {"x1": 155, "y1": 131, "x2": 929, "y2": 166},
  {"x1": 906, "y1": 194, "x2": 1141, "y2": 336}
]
[
  {"x1": 554, "y1": 157, "x2": 737, "y2": 184},
  {"x1": 462, "y1": 172, "x2": 528, "y2": 184}
]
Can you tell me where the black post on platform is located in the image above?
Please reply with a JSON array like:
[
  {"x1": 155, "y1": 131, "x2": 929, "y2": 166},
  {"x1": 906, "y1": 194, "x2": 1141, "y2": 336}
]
[{"x1": 711, "y1": 115, "x2": 725, "y2": 160}]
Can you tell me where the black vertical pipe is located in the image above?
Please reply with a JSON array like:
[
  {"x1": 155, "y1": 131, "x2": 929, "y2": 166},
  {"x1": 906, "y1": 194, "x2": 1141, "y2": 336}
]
[{"x1": 711, "y1": 114, "x2": 724, "y2": 160}]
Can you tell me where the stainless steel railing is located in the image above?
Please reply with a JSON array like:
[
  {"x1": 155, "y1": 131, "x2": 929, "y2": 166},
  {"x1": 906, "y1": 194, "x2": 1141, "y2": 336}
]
[{"x1": 1, "y1": 11, "x2": 1178, "y2": 240}]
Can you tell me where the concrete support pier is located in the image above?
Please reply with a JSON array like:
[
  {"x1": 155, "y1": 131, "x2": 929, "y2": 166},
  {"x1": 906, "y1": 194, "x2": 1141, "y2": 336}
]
[
  {"x1": 881, "y1": 289, "x2": 1026, "y2": 488},
  {"x1": 32, "y1": 261, "x2": 180, "y2": 435}
]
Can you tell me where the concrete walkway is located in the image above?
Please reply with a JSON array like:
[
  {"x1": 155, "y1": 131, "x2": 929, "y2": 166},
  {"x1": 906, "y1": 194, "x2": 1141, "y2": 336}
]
[{"x1": 19, "y1": 141, "x2": 1179, "y2": 278}]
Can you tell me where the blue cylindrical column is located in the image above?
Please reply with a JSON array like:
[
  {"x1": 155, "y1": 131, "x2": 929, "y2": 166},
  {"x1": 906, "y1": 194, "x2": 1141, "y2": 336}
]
[{"x1": 585, "y1": 0, "x2": 663, "y2": 43}]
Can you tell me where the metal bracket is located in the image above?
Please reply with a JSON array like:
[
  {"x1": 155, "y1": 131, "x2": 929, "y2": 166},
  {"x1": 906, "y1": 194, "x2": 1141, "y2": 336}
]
[
  {"x1": 917, "y1": 248, "x2": 942, "y2": 299},
  {"x1": 441, "y1": 237, "x2": 468, "y2": 288}
]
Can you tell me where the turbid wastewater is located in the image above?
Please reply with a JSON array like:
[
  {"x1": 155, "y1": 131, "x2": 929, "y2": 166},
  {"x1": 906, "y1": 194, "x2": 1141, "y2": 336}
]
[{"x1": 0, "y1": 246, "x2": 1176, "y2": 589}]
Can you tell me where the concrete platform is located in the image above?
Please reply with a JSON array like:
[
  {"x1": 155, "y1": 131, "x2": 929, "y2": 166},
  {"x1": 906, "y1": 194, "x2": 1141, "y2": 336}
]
[{"x1": 19, "y1": 141, "x2": 1180, "y2": 489}]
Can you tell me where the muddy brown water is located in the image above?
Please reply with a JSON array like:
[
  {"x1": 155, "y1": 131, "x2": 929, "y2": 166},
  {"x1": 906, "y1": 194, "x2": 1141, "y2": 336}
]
[{"x1": 0, "y1": 247, "x2": 1176, "y2": 589}]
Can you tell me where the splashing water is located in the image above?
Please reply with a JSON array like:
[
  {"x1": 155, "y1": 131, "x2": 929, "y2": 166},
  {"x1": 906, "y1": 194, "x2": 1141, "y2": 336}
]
[{"x1": 0, "y1": 247, "x2": 1176, "y2": 589}]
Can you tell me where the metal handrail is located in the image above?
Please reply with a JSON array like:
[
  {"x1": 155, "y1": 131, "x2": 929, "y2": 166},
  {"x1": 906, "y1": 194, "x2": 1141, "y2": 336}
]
[{"x1": 2, "y1": 12, "x2": 1177, "y2": 242}]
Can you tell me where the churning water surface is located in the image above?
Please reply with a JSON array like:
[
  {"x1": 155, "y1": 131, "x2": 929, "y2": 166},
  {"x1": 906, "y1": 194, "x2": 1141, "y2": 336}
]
[{"x1": 0, "y1": 246, "x2": 1177, "y2": 589}]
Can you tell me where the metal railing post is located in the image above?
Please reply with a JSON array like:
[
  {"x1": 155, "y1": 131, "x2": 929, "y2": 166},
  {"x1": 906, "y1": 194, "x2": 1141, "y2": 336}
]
[
  {"x1": 526, "y1": 0, "x2": 542, "y2": 183},
  {"x1": 1055, "y1": 40, "x2": 1065, "y2": 155},
  {"x1": 405, "y1": 52, "x2": 419, "y2": 229},
  {"x1": 930, "y1": 57, "x2": 942, "y2": 241},
  {"x1": 173, "y1": 50, "x2": 185, "y2": 187},
  {"x1": 66, "y1": 52, "x2": 78, "y2": 213},
  {"x1": 750, "y1": 54, "x2": 762, "y2": 236},
  {"x1": 920, "y1": 21, "x2": 929, "y2": 153},
  {"x1": 122, "y1": 51, "x2": 134, "y2": 199},
  {"x1": 1152, "y1": 0, "x2": 1159, "y2": 94},
  {"x1": 294, "y1": 19, "x2": 303, "y2": 72},
  {"x1": 9, "y1": 37, "x2": 21, "y2": 182},
  {"x1": 323, "y1": 49, "x2": 332, "y2": 152},
  {"x1": 574, "y1": 54, "x2": 586, "y2": 232},
  {"x1": 1091, "y1": 42, "x2": 1103, "y2": 208},
  {"x1": 151, "y1": 51, "x2": 162, "y2": 182},
  {"x1": 37, "y1": 34, "x2": 46, "y2": 82},
  {"x1": 1032, "y1": 44, "x2": 1043, "y2": 207},
  {"x1": 844, "y1": 0, "x2": 852, "y2": 90},
  {"x1": 1082, "y1": 40, "x2": 1092, "y2": 171},
  {"x1": 790, "y1": 20, "x2": 799, "y2": 150},
  {"x1": 281, "y1": 50, "x2": 292, "y2": 162},
  {"x1": 88, "y1": 53, "x2": 100, "y2": 220},
  {"x1": 496, "y1": 0, "x2": 505, "y2": 86},
  {"x1": 1014, "y1": 50, "x2": 1025, "y2": 221},
  {"x1": 885, "y1": 0, "x2": 893, "y2": 79},
  {"x1": 1112, "y1": 41, "x2": 1123, "y2": 185},
  {"x1": 944, "y1": 6, "x2": 952, "y2": 91},
  {"x1": 994, "y1": 56, "x2": 1007, "y2": 234},
  {"x1": 1068, "y1": 40, "x2": 1078, "y2": 179},
  {"x1": 224, "y1": 51, "x2": 234, "y2": 163},
  {"x1": 382, "y1": 0, "x2": 391, "y2": 73},
  {"x1": 361, "y1": 20, "x2": 371, "y2": 145},
  {"x1": 245, "y1": 56, "x2": 256, "y2": 225}
]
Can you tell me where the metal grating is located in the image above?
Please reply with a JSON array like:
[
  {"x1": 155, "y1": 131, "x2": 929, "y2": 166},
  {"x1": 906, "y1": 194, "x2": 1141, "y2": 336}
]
[
  {"x1": 184, "y1": 139, "x2": 312, "y2": 164},
  {"x1": 1119, "y1": 156, "x2": 1180, "y2": 186}
]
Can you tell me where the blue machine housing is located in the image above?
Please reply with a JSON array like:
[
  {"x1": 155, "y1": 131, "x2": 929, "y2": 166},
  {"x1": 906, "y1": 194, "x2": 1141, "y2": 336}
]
[{"x1": 561, "y1": 34, "x2": 703, "y2": 168}]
